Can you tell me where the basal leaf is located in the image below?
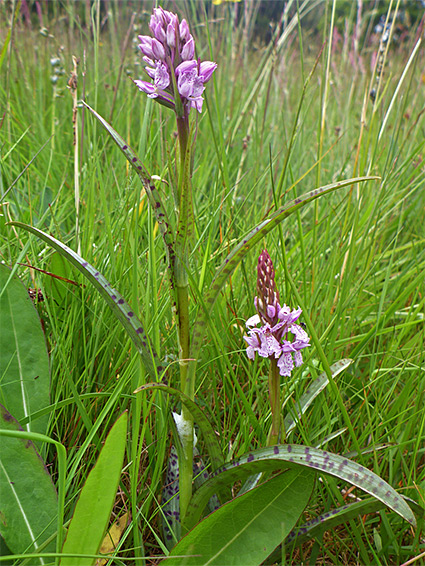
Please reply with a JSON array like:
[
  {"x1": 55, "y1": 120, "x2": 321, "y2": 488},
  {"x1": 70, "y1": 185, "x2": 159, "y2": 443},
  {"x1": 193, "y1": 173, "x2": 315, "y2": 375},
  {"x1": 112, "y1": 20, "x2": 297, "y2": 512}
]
[
  {"x1": 286, "y1": 494, "x2": 424, "y2": 548},
  {"x1": 7, "y1": 224, "x2": 164, "y2": 381},
  {"x1": 167, "y1": 467, "x2": 315, "y2": 566},
  {"x1": 61, "y1": 411, "x2": 128, "y2": 566},
  {"x1": 0, "y1": 405, "x2": 58, "y2": 562},
  {"x1": 184, "y1": 444, "x2": 415, "y2": 531},
  {"x1": 0, "y1": 264, "x2": 50, "y2": 440}
]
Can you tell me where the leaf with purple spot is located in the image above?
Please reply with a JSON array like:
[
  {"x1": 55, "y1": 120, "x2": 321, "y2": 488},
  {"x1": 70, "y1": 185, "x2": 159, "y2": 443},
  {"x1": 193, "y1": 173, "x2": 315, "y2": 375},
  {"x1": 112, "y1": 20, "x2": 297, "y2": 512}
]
[
  {"x1": 8, "y1": 223, "x2": 163, "y2": 381},
  {"x1": 162, "y1": 445, "x2": 181, "y2": 549},
  {"x1": 82, "y1": 102, "x2": 177, "y2": 291},
  {"x1": 284, "y1": 494, "x2": 423, "y2": 549},
  {"x1": 183, "y1": 444, "x2": 416, "y2": 531}
]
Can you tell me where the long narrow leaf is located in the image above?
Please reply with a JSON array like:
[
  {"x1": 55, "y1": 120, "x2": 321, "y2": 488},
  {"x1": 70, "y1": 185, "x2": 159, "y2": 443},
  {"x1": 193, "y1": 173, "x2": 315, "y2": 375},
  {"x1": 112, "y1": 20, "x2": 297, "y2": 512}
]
[
  {"x1": 183, "y1": 444, "x2": 415, "y2": 531},
  {"x1": 61, "y1": 412, "x2": 128, "y2": 566},
  {"x1": 82, "y1": 103, "x2": 177, "y2": 283},
  {"x1": 286, "y1": 494, "x2": 423, "y2": 549},
  {"x1": 8, "y1": 222, "x2": 164, "y2": 381}
]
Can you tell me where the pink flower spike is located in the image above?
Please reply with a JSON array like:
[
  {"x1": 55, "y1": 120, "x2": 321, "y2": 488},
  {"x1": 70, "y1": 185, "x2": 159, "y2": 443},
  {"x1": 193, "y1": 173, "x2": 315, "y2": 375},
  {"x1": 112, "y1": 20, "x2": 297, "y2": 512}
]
[{"x1": 243, "y1": 249, "x2": 310, "y2": 378}]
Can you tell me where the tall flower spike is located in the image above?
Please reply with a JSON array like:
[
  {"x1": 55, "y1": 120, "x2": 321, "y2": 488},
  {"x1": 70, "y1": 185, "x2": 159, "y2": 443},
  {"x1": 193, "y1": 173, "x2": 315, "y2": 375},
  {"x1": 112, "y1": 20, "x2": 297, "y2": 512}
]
[
  {"x1": 135, "y1": 6, "x2": 217, "y2": 115},
  {"x1": 243, "y1": 250, "x2": 310, "y2": 378}
]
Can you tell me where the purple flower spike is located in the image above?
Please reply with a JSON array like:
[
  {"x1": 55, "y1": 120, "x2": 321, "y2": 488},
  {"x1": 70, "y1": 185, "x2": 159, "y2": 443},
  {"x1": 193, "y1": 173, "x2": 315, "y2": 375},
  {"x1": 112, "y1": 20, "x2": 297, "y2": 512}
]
[
  {"x1": 243, "y1": 250, "x2": 310, "y2": 378},
  {"x1": 135, "y1": 6, "x2": 217, "y2": 116}
]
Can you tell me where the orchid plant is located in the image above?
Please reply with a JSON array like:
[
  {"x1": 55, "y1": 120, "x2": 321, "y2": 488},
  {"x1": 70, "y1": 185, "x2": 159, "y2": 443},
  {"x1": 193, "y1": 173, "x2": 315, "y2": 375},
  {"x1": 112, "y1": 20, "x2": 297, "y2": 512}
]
[{"x1": 6, "y1": 5, "x2": 418, "y2": 565}]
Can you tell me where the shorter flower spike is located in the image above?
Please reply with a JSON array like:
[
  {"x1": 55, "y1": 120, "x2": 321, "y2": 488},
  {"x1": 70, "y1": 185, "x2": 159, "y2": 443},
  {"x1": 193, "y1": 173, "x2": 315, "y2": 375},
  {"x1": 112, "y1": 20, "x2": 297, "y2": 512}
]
[{"x1": 243, "y1": 250, "x2": 310, "y2": 378}]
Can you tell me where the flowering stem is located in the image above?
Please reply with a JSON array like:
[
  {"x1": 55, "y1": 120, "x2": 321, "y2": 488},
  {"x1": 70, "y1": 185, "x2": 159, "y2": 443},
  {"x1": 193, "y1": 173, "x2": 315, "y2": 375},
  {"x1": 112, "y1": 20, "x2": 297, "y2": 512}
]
[
  {"x1": 175, "y1": 113, "x2": 194, "y2": 521},
  {"x1": 267, "y1": 358, "x2": 282, "y2": 446}
]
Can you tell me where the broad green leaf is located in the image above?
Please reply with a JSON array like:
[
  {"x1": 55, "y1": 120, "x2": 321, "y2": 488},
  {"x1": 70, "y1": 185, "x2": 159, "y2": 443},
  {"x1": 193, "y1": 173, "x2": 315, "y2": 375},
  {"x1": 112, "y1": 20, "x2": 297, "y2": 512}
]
[
  {"x1": 0, "y1": 264, "x2": 50, "y2": 439},
  {"x1": 184, "y1": 444, "x2": 416, "y2": 531},
  {"x1": 0, "y1": 404, "x2": 58, "y2": 563},
  {"x1": 167, "y1": 467, "x2": 315, "y2": 566},
  {"x1": 7, "y1": 224, "x2": 164, "y2": 381},
  {"x1": 61, "y1": 411, "x2": 128, "y2": 566},
  {"x1": 187, "y1": 177, "x2": 380, "y2": 384},
  {"x1": 135, "y1": 383, "x2": 224, "y2": 471},
  {"x1": 285, "y1": 359, "x2": 353, "y2": 436}
]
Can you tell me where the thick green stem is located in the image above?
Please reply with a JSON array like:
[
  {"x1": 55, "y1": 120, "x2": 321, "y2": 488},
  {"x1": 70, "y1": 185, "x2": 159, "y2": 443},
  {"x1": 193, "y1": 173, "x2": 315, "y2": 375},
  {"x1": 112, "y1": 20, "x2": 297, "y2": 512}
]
[
  {"x1": 267, "y1": 359, "x2": 283, "y2": 446},
  {"x1": 176, "y1": 115, "x2": 189, "y2": 201},
  {"x1": 174, "y1": 112, "x2": 194, "y2": 521}
]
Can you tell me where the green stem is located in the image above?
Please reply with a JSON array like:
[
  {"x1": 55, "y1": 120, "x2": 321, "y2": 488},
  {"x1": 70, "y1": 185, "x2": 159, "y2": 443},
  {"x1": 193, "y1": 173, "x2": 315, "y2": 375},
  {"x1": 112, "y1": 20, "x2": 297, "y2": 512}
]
[
  {"x1": 267, "y1": 359, "x2": 283, "y2": 446},
  {"x1": 174, "y1": 111, "x2": 194, "y2": 522},
  {"x1": 176, "y1": 115, "x2": 189, "y2": 202}
]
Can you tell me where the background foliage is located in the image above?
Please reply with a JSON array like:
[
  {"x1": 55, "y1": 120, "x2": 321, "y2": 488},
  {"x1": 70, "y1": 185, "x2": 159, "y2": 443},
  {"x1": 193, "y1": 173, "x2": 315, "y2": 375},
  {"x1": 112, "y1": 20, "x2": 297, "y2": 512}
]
[{"x1": 1, "y1": 0, "x2": 424, "y2": 564}]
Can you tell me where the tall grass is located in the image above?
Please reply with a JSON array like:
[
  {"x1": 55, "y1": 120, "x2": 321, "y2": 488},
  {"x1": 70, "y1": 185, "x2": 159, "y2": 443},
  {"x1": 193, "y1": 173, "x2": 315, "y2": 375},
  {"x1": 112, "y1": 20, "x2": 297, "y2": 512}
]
[{"x1": 1, "y1": 0, "x2": 424, "y2": 563}]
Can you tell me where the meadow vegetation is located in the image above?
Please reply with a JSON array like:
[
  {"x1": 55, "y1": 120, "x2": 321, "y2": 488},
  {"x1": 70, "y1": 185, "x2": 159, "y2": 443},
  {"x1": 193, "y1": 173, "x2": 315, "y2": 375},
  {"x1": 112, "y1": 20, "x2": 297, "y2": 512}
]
[{"x1": 1, "y1": 0, "x2": 424, "y2": 564}]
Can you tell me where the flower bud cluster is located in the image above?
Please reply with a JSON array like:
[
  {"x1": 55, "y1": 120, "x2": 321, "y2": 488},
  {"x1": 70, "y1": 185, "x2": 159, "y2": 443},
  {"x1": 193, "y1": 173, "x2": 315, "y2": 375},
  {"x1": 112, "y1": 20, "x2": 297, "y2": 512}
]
[
  {"x1": 134, "y1": 6, "x2": 217, "y2": 114},
  {"x1": 244, "y1": 250, "x2": 310, "y2": 377}
]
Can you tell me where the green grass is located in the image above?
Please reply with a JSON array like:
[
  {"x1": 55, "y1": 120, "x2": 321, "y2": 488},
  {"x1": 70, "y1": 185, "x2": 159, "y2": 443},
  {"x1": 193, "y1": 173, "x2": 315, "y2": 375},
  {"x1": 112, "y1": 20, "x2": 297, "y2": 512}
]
[{"x1": 1, "y1": 0, "x2": 424, "y2": 564}]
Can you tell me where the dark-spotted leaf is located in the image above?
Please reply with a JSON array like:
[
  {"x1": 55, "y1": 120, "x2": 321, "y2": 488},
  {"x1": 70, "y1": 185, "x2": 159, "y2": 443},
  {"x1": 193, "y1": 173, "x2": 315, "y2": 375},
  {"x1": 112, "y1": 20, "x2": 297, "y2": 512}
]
[
  {"x1": 0, "y1": 405, "x2": 58, "y2": 562},
  {"x1": 7, "y1": 224, "x2": 164, "y2": 381},
  {"x1": 166, "y1": 467, "x2": 315, "y2": 566},
  {"x1": 286, "y1": 494, "x2": 424, "y2": 549},
  {"x1": 0, "y1": 264, "x2": 50, "y2": 439},
  {"x1": 184, "y1": 445, "x2": 416, "y2": 531},
  {"x1": 61, "y1": 411, "x2": 128, "y2": 566}
]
